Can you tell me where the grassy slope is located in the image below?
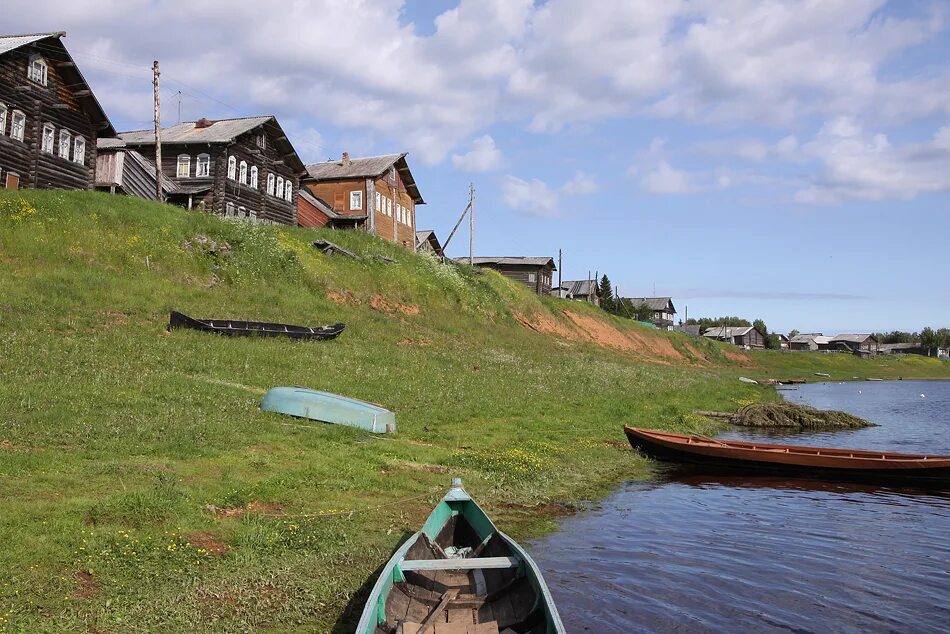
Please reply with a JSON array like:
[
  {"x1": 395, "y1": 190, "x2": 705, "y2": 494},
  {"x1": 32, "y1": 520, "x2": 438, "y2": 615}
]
[{"x1": 1, "y1": 191, "x2": 946, "y2": 632}]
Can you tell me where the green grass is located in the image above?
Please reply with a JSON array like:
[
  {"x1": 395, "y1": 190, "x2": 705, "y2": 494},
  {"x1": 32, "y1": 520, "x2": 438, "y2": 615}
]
[{"x1": 1, "y1": 190, "x2": 947, "y2": 632}]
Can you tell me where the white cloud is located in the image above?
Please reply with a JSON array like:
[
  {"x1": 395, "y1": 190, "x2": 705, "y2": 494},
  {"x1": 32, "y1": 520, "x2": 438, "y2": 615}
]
[
  {"x1": 792, "y1": 118, "x2": 950, "y2": 204},
  {"x1": 451, "y1": 135, "x2": 503, "y2": 172},
  {"x1": 502, "y1": 175, "x2": 559, "y2": 217},
  {"x1": 641, "y1": 161, "x2": 695, "y2": 194},
  {"x1": 1, "y1": 0, "x2": 946, "y2": 172},
  {"x1": 560, "y1": 170, "x2": 599, "y2": 195}
]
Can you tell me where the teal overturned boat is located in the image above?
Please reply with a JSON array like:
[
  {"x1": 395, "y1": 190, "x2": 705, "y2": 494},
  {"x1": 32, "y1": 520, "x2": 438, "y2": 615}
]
[
  {"x1": 260, "y1": 387, "x2": 396, "y2": 433},
  {"x1": 356, "y1": 479, "x2": 565, "y2": 634}
]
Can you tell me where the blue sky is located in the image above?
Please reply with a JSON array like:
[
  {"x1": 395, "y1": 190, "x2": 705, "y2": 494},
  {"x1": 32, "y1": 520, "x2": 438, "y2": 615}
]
[{"x1": 6, "y1": 0, "x2": 949, "y2": 334}]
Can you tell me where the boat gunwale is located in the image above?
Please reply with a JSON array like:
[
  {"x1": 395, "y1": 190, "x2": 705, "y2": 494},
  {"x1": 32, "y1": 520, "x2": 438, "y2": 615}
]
[{"x1": 624, "y1": 426, "x2": 950, "y2": 467}]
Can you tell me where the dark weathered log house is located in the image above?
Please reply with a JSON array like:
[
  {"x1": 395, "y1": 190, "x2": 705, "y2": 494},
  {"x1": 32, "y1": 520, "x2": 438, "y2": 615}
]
[
  {"x1": 459, "y1": 256, "x2": 556, "y2": 295},
  {"x1": 0, "y1": 32, "x2": 115, "y2": 191},
  {"x1": 299, "y1": 152, "x2": 424, "y2": 247},
  {"x1": 100, "y1": 116, "x2": 304, "y2": 225}
]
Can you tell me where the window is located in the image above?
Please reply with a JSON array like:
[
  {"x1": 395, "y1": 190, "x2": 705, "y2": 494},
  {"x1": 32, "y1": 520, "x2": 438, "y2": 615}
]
[
  {"x1": 237, "y1": 206, "x2": 246, "y2": 219},
  {"x1": 11, "y1": 111, "x2": 25, "y2": 141},
  {"x1": 59, "y1": 130, "x2": 71, "y2": 159},
  {"x1": 527, "y1": 273, "x2": 536, "y2": 283},
  {"x1": 42, "y1": 124, "x2": 55, "y2": 153},
  {"x1": 250, "y1": 166, "x2": 258, "y2": 189},
  {"x1": 0, "y1": 104, "x2": 6, "y2": 135},
  {"x1": 387, "y1": 198, "x2": 392, "y2": 217},
  {"x1": 276, "y1": 176, "x2": 284, "y2": 198},
  {"x1": 350, "y1": 191, "x2": 363, "y2": 210},
  {"x1": 406, "y1": 206, "x2": 412, "y2": 226},
  {"x1": 239, "y1": 160, "x2": 248, "y2": 185},
  {"x1": 266, "y1": 173, "x2": 275, "y2": 195},
  {"x1": 249, "y1": 208, "x2": 257, "y2": 221},
  {"x1": 73, "y1": 136, "x2": 86, "y2": 164},
  {"x1": 195, "y1": 154, "x2": 210, "y2": 177},
  {"x1": 225, "y1": 202, "x2": 235, "y2": 217},
  {"x1": 28, "y1": 57, "x2": 48, "y2": 86},
  {"x1": 256, "y1": 134, "x2": 266, "y2": 149},
  {"x1": 284, "y1": 181, "x2": 292, "y2": 201},
  {"x1": 375, "y1": 192, "x2": 381, "y2": 213},
  {"x1": 176, "y1": 154, "x2": 191, "y2": 178},
  {"x1": 227, "y1": 155, "x2": 236, "y2": 180}
]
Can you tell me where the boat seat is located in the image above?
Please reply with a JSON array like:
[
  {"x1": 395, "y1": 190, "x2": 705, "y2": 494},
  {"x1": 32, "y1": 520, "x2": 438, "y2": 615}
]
[
  {"x1": 402, "y1": 621, "x2": 499, "y2": 633},
  {"x1": 400, "y1": 557, "x2": 520, "y2": 572}
]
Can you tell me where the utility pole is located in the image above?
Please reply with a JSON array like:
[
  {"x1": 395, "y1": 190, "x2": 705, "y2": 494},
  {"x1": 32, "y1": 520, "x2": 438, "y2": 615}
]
[
  {"x1": 469, "y1": 182, "x2": 475, "y2": 266},
  {"x1": 177, "y1": 90, "x2": 182, "y2": 124},
  {"x1": 391, "y1": 167, "x2": 398, "y2": 245},
  {"x1": 558, "y1": 249, "x2": 562, "y2": 294},
  {"x1": 153, "y1": 60, "x2": 163, "y2": 202}
]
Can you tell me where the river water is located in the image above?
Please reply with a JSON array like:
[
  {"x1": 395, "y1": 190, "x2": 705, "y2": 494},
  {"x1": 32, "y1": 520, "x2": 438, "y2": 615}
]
[{"x1": 529, "y1": 380, "x2": 950, "y2": 633}]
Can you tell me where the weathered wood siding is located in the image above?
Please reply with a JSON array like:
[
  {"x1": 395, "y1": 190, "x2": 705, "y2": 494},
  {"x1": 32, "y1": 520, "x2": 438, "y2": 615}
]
[
  {"x1": 120, "y1": 124, "x2": 299, "y2": 225},
  {"x1": 298, "y1": 192, "x2": 330, "y2": 228},
  {"x1": 0, "y1": 42, "x2": 99, "y2": 190},
  {"x1": 738, "y1": 329, "x2": 765, "y2": 349},
  {"x1": 476, "y1": 263, "x2": 554, "y2": 295}
]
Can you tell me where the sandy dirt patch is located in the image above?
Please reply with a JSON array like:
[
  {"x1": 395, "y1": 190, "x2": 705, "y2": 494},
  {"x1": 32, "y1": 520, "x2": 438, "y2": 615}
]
[{"x1": 185, "y1": 531, "x2": 230, "y2": 556}]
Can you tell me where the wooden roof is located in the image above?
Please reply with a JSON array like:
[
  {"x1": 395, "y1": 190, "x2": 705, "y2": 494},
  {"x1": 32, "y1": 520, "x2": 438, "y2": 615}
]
[
  {"x1": 115, "y1": 116, "x2": 305, "y2": 173},
  {"x1": 304, "y1": 153, "x2": 424, "y2": 204},
  {"x1": 462, "y1": 256, "x2": 556, "y2": 269}
]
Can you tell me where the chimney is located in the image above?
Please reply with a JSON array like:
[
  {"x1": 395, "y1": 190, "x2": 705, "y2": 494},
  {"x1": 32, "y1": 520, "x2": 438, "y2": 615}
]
[
  {"x1": 195, "y1": 117, "x2": 214, "y2": 129},
  {"x1": 342, "y1": 151, "x2": 350, "y2": 165}
]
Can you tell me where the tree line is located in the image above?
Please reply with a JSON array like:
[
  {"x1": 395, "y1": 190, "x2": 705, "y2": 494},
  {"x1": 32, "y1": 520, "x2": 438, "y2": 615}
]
[{"x1": 870, "y1": 328, "x2": 950, "y2": 355}]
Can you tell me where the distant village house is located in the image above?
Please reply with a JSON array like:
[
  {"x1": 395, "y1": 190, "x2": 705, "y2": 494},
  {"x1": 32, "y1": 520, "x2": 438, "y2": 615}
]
[
  {"x1": 625, "y1": 297, "x2": 676, "y2": 331},
  {"x1": 414, "y1": 230, "x2": 444, "y2": 257},
  {"x1": 0, "y1": 32, "x2": 115, "y2": 191},
  {"x1": 551, "y1": 280, "x2": 600, "y2": 306},
  {"x1": 299, "y1": 152, "x2": 424, "y2": 248},
  {"x1": 97, "y1": 116, "x2": 304, "y2": 225},
  {"x1": 460, "y1": 257, "x2": 556, "y2": 295},
  {"x1": 703, "y1": 325, "x2": 766, "y2": 349}
]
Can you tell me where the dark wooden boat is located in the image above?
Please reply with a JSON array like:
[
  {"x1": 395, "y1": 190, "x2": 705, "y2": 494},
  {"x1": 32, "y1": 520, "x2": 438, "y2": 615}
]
[
  {"x1": 356, "y1": 479, "x2": 564, "y2": 634},
  {"x1": 168, "y1": 310, "x2": 344, "y2": 340},
  {"x1": 624, "y1": 426, "x2": 950, "y2": 484}
]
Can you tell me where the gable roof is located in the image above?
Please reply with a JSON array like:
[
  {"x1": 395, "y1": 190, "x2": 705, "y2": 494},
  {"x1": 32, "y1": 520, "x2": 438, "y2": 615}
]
[
  {"x1": 675, "y1": 324, "x2": 703, "y2": 336},
  {"x1": 116, "y1": 116, "x2": 304, "y2": 172},
  {"x1": 0, "y1": 31, "x2": 115, "y2": 137},
  {"x1": 830, "y1": 333, "x2": 877, "y2": 344},
  {"x1": 304, "y1": 153, "x2": 424, "y2": 204},
  {"x1": 558, "y1": 280, "x2": 598, "y2": 296},
  {"x1": 704, "y1": 325, "x2": 755, "y2": 339},
  {"x1": 461, "y1": 256, "x2": 556, "y2": 269},
  {"x1": 625, "y1": 297, "x2": 675, "y2": 312}
]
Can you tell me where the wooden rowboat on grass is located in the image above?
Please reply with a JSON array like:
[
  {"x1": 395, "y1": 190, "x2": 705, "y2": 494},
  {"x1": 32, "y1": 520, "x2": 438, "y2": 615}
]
[
  {"x1": 624, "y1": 426, "x2": 950, "y2": 484},
  {"x1": 357, "y1": 479, "x2": 565, "y2": 634},
  {"x1": 168, "y1": 310, "x2": 344, "y2": 340}
]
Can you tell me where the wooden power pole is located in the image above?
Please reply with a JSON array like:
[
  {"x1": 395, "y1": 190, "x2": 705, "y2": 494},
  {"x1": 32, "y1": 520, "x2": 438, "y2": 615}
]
[
  {"x1": 152, "y1": 60, "x2": 163, "y2": 202},
  {"x1": 468, "y1": 182, "x2": 474, "y2": 266}
]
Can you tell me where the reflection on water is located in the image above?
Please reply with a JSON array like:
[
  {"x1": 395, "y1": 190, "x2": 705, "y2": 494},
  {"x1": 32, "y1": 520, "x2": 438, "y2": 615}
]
[{"x1": 528, "y1": 381, "x2": 950, "y2": 633}]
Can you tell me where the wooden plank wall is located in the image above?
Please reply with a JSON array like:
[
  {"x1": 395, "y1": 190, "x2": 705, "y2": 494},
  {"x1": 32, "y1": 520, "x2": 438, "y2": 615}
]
[{"x1": 0, "y1": 43, "x2": 98, "y2": 190}]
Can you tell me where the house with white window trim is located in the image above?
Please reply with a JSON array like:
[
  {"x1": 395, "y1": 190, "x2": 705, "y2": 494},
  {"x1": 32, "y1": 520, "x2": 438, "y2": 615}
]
[
  {"x1": 97, "y1": 115, "x2": 304, "y2": 225},
  {"x1": 0, "y1": 31, "x2": 114, "y2": 190},
  {"x1": 298, "y1": 152, "x2": 425, "y2": 247}
]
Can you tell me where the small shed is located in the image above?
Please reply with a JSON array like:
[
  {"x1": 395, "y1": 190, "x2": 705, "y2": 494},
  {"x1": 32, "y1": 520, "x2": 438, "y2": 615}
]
[
  {"x1": 551, "y1": 279, "x2": 600, "y2": 305},
  {"x1": 415, "y1": 230, "x2": 444, "y2": 257},
  {"x1": 703, "y1": 325, "x2": 766, "y2": 349},
  {"x1": 829, "y1": 334, "x2": 879, "y2": 356},
  {"x1": 459, "y1": 256, "x2": 556, "y2": 295}
]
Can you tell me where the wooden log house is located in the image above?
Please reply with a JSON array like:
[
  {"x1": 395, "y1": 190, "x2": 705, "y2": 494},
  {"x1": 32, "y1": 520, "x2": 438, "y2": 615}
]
[
  {"x1": 99, "y1": 116, "x2": 304, "y2": 225},
  {"x1": 703, "y1": 325, "x2": 766, "y2": 350},
  {"x1": 0, "y1": 32, "x2": 115, "y2": 191},
  {"x1": 299, "y1": 152, "x2": 424, "y2": 247},
  {"x1": 625, "y1": 297, "x2": 677, "y2": 330},
  {"x1": 460, "y1": 257, "x2": 557, "y2": 295}
]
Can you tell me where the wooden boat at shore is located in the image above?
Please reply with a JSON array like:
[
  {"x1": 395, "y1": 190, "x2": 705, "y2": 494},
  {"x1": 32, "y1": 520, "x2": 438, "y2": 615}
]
[
  {"x1": 357, "y1": 479, "x2": 565, "y2": 634},
  {"x1": 260, "y1": 387, "x2": 396, "y2": 433},
  {"x1": 624, "y1": 426, "x2": 950, "y2": 484},
  {"x1": 168, "y1": 310, "x2": 344, "y2": 340}
]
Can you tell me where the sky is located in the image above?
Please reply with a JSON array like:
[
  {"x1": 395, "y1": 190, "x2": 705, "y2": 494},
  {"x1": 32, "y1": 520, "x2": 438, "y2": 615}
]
[{"x1": 5, "y1": 0, "x2": 949, "y2": 334}]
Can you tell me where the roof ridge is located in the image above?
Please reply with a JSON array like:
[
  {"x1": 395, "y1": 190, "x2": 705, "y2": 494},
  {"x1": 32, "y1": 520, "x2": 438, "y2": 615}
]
[
  {"x1": 0, "y1": 31, "x2": 65, "y2": 39},
  {"x1": 305, "y1": 152, "x2": 405, "y2": 168}
]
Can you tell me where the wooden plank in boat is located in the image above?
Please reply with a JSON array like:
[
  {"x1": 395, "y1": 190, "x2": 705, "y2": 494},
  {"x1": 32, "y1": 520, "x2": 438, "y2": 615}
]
[
  {"x1": 389, "y1": 586, "x2": 411, "y2": 623},
  {"x1": 401, "y1": 557, "x2": 519, "y2": 571},
  {"x1": 403, "y1": 622, "x2": 499, "y2": 634},
  {"x1": 489, "y1": 593, "x2": 517, "y2": 630},
  {"x1": 446, "y1": 607, "x2": 474, "y2": 623}
]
